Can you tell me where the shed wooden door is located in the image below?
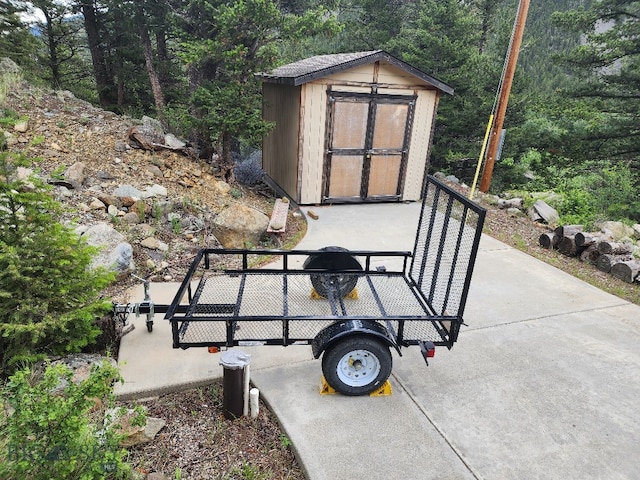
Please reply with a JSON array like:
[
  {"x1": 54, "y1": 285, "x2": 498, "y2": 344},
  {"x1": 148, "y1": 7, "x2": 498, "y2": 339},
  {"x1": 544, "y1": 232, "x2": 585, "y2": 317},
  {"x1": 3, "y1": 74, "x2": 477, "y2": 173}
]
[{"x1": 323, "y1": 92, "x2": 415, "y2": 203}]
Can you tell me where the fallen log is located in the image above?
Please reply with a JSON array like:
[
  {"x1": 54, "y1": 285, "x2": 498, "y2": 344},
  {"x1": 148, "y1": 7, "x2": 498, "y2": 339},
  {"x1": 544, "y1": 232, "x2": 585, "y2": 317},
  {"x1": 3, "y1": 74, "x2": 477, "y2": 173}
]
[
  {"x1": 558, "y1": 234, "x2": 585, "y2": 256},
  {"x1": 610, "y1": 260, "x2": 640, "y2": 284},
  {"x1": 575, "y1": 232, "x2": 602, "y2": 248},
  {"x1": 497, "y1": 197, "x2": 523, "y2": 209},
  {"x1": 554, "y1": 225, "x2": 583, "y2": 238},
  {"x1": 539, "y1": 232, "x2": 559, "y2": 249},
  {"x1": 596, "y1": 254, "x2": 633, "y2": 273},
  {"x1": 579, "y1": 245, "x2": 600, "y2": 265},
  {"x1": 597, "y1": 240, "x2": 633, "y2": 255}
]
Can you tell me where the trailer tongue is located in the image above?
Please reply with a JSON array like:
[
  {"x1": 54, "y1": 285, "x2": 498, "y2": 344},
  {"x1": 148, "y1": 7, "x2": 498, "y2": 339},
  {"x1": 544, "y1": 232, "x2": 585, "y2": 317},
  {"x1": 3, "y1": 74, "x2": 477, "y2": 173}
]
[{"x1": 125, "y1": 176, "x2": 486, "y2": 396}]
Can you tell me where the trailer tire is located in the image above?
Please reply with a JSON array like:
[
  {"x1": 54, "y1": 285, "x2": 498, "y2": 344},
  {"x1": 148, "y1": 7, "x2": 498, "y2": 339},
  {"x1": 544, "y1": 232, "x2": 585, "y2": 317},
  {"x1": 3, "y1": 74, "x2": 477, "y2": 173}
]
[
  {"x1": 322, "y1": 336, "x2": 392, "y2": 396},
  {"x1": 303, "y1": 246, "x2": 362, "y2": 298}
]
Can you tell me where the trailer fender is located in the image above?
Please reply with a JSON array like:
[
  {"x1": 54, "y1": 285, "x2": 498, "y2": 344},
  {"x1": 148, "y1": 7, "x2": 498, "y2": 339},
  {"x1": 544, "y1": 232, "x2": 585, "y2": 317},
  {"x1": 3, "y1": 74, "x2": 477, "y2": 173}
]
[{"x1": 311, "y1": 319, "x2": 400, "y2": 359}]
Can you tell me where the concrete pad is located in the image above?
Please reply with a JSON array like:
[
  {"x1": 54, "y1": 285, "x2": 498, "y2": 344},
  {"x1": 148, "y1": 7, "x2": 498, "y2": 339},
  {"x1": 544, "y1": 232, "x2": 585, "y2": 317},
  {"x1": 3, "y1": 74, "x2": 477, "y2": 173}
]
[
  {"x1": 250, "y1": 361, "x2": 477, "y2": 480},
  {"x1": 114, "y1": 283, "x2": 314, "y2": 400},
  {"x1": 115, "y1": 201, "x2": 640, "y2": 479},
  {"x1": 299, "y1": 203, "x2": 421, "y2": 251},
  {"x1": 393, "y1": 303, "x2": 640, "y2": 479},
  {"x1": 466, "y1": 239, "x2": 628, "y2": 330}
]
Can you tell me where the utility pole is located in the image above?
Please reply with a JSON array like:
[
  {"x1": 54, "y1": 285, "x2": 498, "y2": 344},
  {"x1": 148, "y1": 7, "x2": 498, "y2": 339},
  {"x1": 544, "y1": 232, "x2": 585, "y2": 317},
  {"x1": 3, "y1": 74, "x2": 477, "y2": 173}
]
[{"x1": 479, "y1": 0, "x2": 530, "y2": 193}]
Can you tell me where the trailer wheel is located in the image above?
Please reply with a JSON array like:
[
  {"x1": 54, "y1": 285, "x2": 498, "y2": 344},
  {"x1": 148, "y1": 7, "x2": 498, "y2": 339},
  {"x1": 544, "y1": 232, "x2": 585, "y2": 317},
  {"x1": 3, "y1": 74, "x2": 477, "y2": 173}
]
[
  {"x1": 303, "y1": 246, "x2": 362, "y2": 298},
  {"x1": 322, "y1": 336, "x2": 392, "y2": 396}
]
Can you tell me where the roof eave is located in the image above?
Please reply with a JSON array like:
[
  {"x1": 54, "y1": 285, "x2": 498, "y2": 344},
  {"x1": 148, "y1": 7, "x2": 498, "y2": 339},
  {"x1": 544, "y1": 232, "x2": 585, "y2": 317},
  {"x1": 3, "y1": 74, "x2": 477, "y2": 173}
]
[{"x1": 258, "y1": 50, "x2": 454, "y2": 95}]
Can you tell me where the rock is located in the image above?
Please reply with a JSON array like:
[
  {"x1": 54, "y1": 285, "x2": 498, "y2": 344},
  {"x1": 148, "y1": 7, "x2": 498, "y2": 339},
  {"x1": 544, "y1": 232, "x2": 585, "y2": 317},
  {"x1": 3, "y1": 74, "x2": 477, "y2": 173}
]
[
  {"x1": 97, "y1": 193, "x2": 122, "y2": 208},
  {"x1": 45, "y1": 354, "x2": 117, "y2": 388},
  {"x1": 106, "y1": 407, "x2": 166, "y2": 448},
  {"x1": 65, "y1": 161, "x2": 86, "y2": 189},
  {"x1": 96, "y1": 170, "x2": 114, "y2": 180},
  {"x1": 89, "y1": 198, "x2": 107, "y2": 210},
  {"x1": 123, "y1": 212, "x2": 140, "y2": 224},
  {"x1": 146, "y1": 472, "x2": 168, "y2": 480},
  {"x1": 0, "y1": 57, "x2": 20, "y2": 74},
  {"x1": 146, "y1": 164, "x2": 163, "y2": 178},
  {"x1": 598, "y1": 221, "x2": 636, "y2": 241},
  {"x1": 633, "y1": 224, "x2": 640, "y2": 239},
  {"x1": 143, "y1": 183, "x2": 167, "y2": 198},
  {"x1": 140, "y1": 237, "x2": 168, "y2": 251},
  {"x1": 13, "y1": 120, "x2": 28, "y2": 133},
  {"x1": 142, "y1": 115, "x2": 164, "y2": 135},
  {"x1": 444, "y1": 174, "x2": 459, "y2": 184},
  {"x1": 114, "y1": 140, "x2": 129, "y2": 153},
  {"x1": 214, "y1": 180, "x2": 231, "y2": 196},
  {"x1": 82, "y1": 222, "x2": 136, "y2": 274},
  {"x1": 110, "y1": 242, "x2": 135, "y2": 275},
  {"x1": 107, "y1": 204, "x2": 119, "y2": 216},
  {"x1": 164, "y1": 133, "x2": 186, "y2": 149},
  {"x1": 507, "y1": 207, "x2": 523, "y2": 217},
  {"x1": 531, "y1": 200, "x2": 559, "y2": 225},
  {"x1": 3, "y1": 132, "x2": 17, "y2": 146},
  {"x1": 113, "y1": 184, "x2": 145, "y2": 199},
  {"x1": 212, "y1": 203, "x2": 269, "y2": 249},
  {"x1": 16, "y1": 166, "x2": 33, "y2": 181}
]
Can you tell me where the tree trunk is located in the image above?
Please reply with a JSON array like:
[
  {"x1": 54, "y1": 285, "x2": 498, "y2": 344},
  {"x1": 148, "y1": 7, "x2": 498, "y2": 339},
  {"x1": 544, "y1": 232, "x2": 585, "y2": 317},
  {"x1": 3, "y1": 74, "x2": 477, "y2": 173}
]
[
  {"x1": 539, "y1": 232, "x2": 558, "y2": 249},
  {"x1": 559, "y1": 234, "x2": 584, "y2": 257},
  {"x1": 135, "y1": 3, "x2": 165, "y2": 122},
  {"x1": 575, "y1": 232, "x2": 602, "y2": 248},
  {"x1": 579, "y1": 245, "x2": 600, "y2": 264},
  {"x1": 41, "y1": 7, "x2": 61, "y2": 88},
  {"x1": 79, "y1": 0, "x2": 115, "y2": 107},
  {"x1": 610, "y1": 260, "x2": 640, "y2": 284},
  {"x1": 554, "y1": 225, "x2": 583, "y2": 238},
  {"x1": 220, "y1": 130, "x2": 235, "y2": 184},
  {"x1": 596, "y1": 254, "x2": 633, "y2": 273},
  {"x1": 597, "y1": 241, "x2": 633, "y2": 255}
]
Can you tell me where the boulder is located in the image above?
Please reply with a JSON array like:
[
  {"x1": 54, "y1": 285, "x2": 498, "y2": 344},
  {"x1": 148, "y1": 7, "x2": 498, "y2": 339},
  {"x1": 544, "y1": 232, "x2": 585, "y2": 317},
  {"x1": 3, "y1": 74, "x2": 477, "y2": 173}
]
[
  {"x1": 106, "y1": 407, "x2": 166, "y2": 448},
  {"x1": 47, "y1": 354, "x2": 117, "y2": 386},
  {"x1": 0, "y1": 57, "x2": 21, "y2": 74},
  {"x1": 212, "y1": 203, "x2": 269, "y2": 249},
  {"x1": 598, "y1": 221, "x2": 636, "y2": 241},
  {"x1": 65, "y1": 161, "x2": 86, "y2": 189},
  {"x1": 81, "y1": 222, "x2": 135, "y2": 274},
  {"x1": 530, "y1": 200, "x2": 559, "y2": 225}
]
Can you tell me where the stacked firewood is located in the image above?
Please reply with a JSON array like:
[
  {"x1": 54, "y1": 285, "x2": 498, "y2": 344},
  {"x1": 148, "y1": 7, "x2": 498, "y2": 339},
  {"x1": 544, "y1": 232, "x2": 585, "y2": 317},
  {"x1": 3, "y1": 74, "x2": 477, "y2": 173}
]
[{"x1": 539, "y1": 225, "x2": 640, "y2": 284}]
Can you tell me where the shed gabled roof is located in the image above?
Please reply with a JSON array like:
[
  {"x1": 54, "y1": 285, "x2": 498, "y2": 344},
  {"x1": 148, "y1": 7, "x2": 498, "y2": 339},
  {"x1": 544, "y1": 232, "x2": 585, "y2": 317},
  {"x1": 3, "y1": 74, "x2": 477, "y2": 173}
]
[{"x1": 258, "y1": 50, "x2": 453, "y2": 95}]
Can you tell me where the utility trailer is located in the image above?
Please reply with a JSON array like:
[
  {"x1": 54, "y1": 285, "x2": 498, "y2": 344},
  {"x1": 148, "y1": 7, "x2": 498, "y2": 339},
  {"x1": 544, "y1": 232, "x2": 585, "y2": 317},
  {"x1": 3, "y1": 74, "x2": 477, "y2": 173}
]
[{"x1": 125, "y1": 176, "x2": 486, "y2": 396}]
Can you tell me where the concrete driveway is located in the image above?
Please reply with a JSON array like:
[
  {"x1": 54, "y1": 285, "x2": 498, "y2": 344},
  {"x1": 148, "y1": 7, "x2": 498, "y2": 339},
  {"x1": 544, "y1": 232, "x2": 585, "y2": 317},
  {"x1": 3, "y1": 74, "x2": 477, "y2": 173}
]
[{"x1": 116, "y1": 201, "x2": 640, "y2": 480}]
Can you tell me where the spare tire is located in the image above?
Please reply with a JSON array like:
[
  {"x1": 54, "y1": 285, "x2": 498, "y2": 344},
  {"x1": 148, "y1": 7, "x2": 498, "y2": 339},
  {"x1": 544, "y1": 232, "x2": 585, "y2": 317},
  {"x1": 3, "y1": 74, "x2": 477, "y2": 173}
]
[{"x1": 303, "y1": 246, "x2": 362, "y2": 298}]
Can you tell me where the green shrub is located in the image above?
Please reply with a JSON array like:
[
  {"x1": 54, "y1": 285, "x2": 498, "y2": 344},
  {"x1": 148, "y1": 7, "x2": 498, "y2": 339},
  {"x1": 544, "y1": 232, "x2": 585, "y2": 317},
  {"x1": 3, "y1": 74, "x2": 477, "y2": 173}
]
[
  {"x1": 0, "y1": 146, "x2": 114, "y2": 377},
  {"x1": 0, "y1": 362, "x2": 134, "y2": 480}
]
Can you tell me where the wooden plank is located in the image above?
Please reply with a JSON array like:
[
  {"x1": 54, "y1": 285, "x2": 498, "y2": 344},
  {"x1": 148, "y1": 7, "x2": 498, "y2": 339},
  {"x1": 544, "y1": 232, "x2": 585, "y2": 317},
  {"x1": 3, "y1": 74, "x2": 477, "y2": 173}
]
[{"x1": 267, "y1": 198, "x2": 290, "y2": 233}]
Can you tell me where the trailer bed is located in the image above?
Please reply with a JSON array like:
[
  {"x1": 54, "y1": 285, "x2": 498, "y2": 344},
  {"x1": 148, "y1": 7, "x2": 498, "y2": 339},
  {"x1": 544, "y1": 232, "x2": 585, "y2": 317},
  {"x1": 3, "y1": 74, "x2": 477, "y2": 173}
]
[{"x1": 166, "y1": 175, "x2": 486, "y2": 355}]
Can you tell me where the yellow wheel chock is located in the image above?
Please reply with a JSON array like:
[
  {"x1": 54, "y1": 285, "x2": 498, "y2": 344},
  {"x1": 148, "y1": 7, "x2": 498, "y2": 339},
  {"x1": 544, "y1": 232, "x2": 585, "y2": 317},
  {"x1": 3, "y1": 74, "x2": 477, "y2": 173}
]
[{"x1": 319, "y1": 376, "x2": 392, "y2": 396}]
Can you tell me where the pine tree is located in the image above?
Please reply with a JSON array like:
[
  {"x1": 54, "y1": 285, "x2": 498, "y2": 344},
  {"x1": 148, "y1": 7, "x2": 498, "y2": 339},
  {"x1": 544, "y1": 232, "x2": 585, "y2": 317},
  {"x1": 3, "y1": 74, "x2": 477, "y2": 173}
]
[{"x1": 0, "y1": 142, "x2": 114, "y2": 377}]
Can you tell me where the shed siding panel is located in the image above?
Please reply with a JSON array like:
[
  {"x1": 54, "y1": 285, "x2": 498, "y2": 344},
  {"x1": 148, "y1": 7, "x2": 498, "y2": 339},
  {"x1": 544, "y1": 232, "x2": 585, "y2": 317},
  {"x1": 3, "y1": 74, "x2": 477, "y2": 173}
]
[
  {"x1": 325, "y1": 63, "x2": 432, "y2": 88},
  {"x1": 300, "y1": 82, "x2": 327, "y2": 204},
  {"x1": 403, "y1": 90, "x2": 438, "y2": 200},
  {"x1": 262, "y1": 84, "x2": 301, "y2": 197}
]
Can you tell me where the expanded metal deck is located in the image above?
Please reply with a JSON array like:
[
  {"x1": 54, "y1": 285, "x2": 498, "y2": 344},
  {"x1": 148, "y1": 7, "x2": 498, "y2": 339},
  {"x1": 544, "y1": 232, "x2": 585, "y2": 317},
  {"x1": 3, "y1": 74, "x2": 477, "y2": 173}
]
[{"x1": 166, "y1": 176, "x2": 486, "y2": 352}]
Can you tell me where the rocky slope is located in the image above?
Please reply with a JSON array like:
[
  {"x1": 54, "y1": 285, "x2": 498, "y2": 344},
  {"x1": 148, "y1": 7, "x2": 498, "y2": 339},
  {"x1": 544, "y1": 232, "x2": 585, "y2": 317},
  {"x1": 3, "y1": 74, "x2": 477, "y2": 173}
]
[{"x1": 2, "y1": 82, "x2": 303, "y2": 305}]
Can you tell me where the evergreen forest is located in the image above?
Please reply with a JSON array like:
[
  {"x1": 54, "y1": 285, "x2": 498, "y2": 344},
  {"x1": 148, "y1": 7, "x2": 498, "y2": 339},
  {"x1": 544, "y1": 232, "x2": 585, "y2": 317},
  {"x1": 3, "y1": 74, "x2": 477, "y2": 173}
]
[{"x1": 1, "y1": 0, "x2": 639, "y2": 226}]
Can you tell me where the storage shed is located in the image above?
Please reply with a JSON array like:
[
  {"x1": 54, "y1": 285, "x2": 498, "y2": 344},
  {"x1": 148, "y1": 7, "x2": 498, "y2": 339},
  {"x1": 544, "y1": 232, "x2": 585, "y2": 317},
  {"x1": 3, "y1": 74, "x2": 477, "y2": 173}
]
[{"x1": 259, "y1": 50, "x2": 453, "y2": 204}]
